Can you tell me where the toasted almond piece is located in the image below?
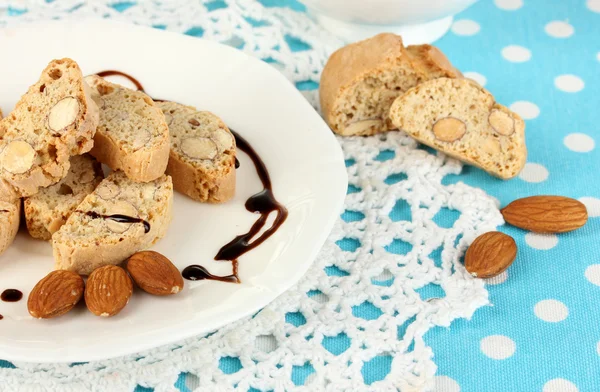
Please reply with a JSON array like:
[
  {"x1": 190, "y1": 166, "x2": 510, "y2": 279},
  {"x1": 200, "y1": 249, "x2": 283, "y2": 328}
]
[
  {"x1": 1, "y1": 140, "x2": 36, "y2": 174},
  {"x1": 163, "y1": 112, "x2": 173, "y2": 126},
  {"x1": 85, "y1": 265, "x2": 133, "y2": 317},
  {"x1": 104, "y1": 200, "x2": 139, "y2": 233},
  {"x1": 489, "y1": 109, "x2": 515, "y2": 136},
  {"x1": 344, "y1": 119, "x2": 383, "y2": 136},
  {"x1": 27, "y1": 270, "x2": 84, "y2": 319},
  {"x1": 47, "y1": 97, "x2": 80, "y2": 133},
  {"x1": 465, "y1": 231, "x2": 517, "y2": 279},
  {"x1": 180, "y1": 137, "x2": 217, "y2": 160},
  {"x1": 501, "y1": 195, "x2": 588, "y2": 233},
  {"x1": 211, "y1": 128, "x2": 234, "y2": 152},
  {"x1": 131, "y1": 129, "x2": 151, "y2": 151},
  {"x1": 96, "y1": 182, "x2": 120, "y2": 200},
  {"x1": 482, "y1": 138, "x2": 501, "y2": 155},
  {"x1": 126, "y1": 251, "x2": 184, "y2": 295},
  {"x1": 432, "y1": 117, "x2": 466, "y2": 142}
]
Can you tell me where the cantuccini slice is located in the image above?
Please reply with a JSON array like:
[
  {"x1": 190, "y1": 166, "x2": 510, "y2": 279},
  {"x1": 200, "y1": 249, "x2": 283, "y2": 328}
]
[
  {"x1": 157, "y1": 101, "x2": 236, "y2": 203},
  {"x1": 0, "y1": 199, "x2": 21, "y2": 256},
  {"x1": 52, "y1": 171, "x2": 173, "y2": 275},
  {"x1": 389, "y1": 78, "x2": 526, "y2": 179},
  {"x1": 85, "y1": 75, "x2": 170, "y2": 182},
  {"x1": 319, "y1": 33, "x2": 461, "y2": 136},
  {"x1": 0, "y1": 58, "x2": 99, "y2": 199},
  {"x1": 24, "y1": 154, "x2": 103, "y2": 240}
]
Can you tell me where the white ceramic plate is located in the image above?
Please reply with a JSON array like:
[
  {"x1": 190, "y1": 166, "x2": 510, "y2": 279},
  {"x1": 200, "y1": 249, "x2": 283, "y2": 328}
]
[{"x1": 0, "y1": 19, "x2": 346, "y2": 362}]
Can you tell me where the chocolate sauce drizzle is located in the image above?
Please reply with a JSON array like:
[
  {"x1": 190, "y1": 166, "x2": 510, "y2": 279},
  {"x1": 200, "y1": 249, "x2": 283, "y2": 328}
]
[
  {"x1": 80, "y1": 211, "x2": 151, "y2": 233},
  {"x1": 182, "y1": 130, "x2": 288, "y2": 283},
  {"x1": 96, "y1": 70, "x2": 288, "y2": 284},
  {"x1": 1, "y1": 289, "x2": 22, "y2": 302}
]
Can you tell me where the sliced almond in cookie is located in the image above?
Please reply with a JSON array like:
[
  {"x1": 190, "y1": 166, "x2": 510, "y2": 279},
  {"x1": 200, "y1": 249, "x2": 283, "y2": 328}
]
[
  {"x1": 85, "y1": 75, "x2": 169, "y2": 182},
  {"x1": 47, "y1": 97, "x2": 80, "y2": 134},
  {"x1": 432, "y1": 118, "x2": 466, "y2": 142},
  {"x1": 1, "y1": 140, "x2": 36, "y2": 174},
  {"x1": 52, "y1": 171, "x2": 173, "y2": 275},
  {"x1": 0, "y1": 58, "x2": 99, "y2": 199},
  {"x1": 389, "y1": 78, "x2": 527, "y2": 180},
  {"x1": 180, "y1": 137, "x2": 218, "y2": 160},
  {"x1": 157, "y1": 101, "x2": 236, "y2": 203},
  {"x1": 24, "y1": 154, "x2": 103, "y2": 240}
]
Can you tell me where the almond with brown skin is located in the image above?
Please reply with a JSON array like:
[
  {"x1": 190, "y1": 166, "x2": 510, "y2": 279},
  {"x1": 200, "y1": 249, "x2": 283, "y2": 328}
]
[
  {"x1": 126, "y1": 251, "x2": 184, "y2": 296},
  {"x1": 465, "y1": 232, "x2": 517, "y2": 279},
  {"x1": 501, "y1": 196, "x2": 588, "y2": 233},
  {"x1": 85, "y1": 265, "x2": 133, "y2": 317},
  {"x1": 28, "y1": 270, "x2": 84, "y2": 319}
]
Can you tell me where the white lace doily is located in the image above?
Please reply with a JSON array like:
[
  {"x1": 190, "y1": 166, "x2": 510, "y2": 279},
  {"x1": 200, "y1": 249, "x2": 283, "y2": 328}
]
[{"x1": 0, "y1": 1, "x2": 503, "y2": 391}]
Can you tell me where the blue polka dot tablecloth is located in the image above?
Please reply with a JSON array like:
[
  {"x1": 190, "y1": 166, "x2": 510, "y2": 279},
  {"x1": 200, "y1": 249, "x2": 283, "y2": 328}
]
[{"x1": 1, "y1": 1, "x2": 600, "y2": 391}]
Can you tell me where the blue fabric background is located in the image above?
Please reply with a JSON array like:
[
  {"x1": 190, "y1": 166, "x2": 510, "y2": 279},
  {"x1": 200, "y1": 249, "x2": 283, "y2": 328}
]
[{"x1": 2, "y1": 1, "x2": 600, "y2": 391}]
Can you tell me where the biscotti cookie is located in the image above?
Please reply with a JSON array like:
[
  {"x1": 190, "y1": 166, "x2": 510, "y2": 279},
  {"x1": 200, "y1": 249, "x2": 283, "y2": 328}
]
[
  {"x1": 157, "y1": 101, "x2": 236, "y2": 203},
  {"x1": 320, "y1": 33, "x2": 461, "y2": 136},
  {"x1": 52, "y1": 171, "x2": 173, "y2": 275},
  {"x1": 389, "y1": 78, "x2": 526, "y2": 179},
  {"x1": 24, "y1": 154, "x2": 103, "y2": 240},
  {"x1": 85, "y1": 75, "x2": 170, "y2": 182},
  {"x1": 0, "y1": 199, "x2": 21, "y2": 255},
  {"x1": 0, "y1": 59, "x2": 99, "y2": 200}
]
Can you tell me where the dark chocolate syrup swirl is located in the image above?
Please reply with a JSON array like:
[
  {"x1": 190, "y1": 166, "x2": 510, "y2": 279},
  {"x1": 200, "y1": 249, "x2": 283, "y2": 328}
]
[
  {"x1": 96, "y1": 71, "x2": 288, "y2": 284},
  {"x1": 0, "y1": 315, "x2": 3, "y2": 320},
  {"x1": 96, "y1": 70, "x2": 145, "y2": 92},
  {"x1": 182, "y1": 260, "x2": 240, "y2": 283},
  {"x1": 1, "y1": 289, "x2": 22, "y2": 302},
  {"x1": 80, "y1": 211, "x2": 151, "y2": 233}
]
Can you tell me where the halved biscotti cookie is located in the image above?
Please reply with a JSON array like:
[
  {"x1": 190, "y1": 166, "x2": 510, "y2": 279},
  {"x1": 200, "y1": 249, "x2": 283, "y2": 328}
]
[
  {"x1": 0, "y1": 199, "x2": 21, "y2": 256},
  {"x1": 389, "y1": 78, "x2": 526, "y2": 179},
  {"x1": 156, "y1": 101, "x2": 236, "y2": 203},
  {"x1": 320, "y1": 33, "x2": 461, "y2": 136},
  {"x1": 24, "y1": 154, "x2": 103, "y2": 240},
  {"x1": 85, "y1": 75, "x2": 170, "y2": 182},
  {"x1": 0, "y1": 59, "x2": 99, "y2": 199},
  {"x1": 52, "y1": 171, "x2": 173, "y2": 275}
]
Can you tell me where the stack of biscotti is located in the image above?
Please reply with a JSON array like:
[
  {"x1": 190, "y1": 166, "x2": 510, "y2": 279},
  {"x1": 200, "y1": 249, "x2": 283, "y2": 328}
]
[
  {"x1": 319, "y1": 33, "x2": 526, "y2": 179},
  {"x1": 320, "y1": 33, "x2": 462, "y2": 137},
  {"x1": 0, "y1": 59, "x2": 100, "y2": 255}
]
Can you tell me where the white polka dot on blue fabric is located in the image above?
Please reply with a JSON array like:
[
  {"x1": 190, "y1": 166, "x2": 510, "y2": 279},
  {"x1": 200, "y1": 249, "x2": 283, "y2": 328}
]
[
  {"x1": 534, "y1": 300, "x2": 569, "y2": 322},
  {"x1": 543, "y1": 379, "x2": 579, "y2": 392},
  {"x1": 555, "y1": 75, "x2": 585, "y2": 92},
  {"x1": 579, "y1": 197, "x2": 600, "y2": 217},
  {"x1": 451, "y1": 19, "x2": 480, "y2": 36},
  {"x1": 525, "y1": 233, "x2": 558, "y2": 250},
  {"x1": 463, "y1": 72, "x2": 487, "y2": 86},
  {"x1": 519, "y1": 162, "x2": 548, "y2": 183},
  {"x1": 495, "y1": 0, "x2": 523, "y2": 10},
  {"x1": 564, "y1": 133, "x2": 595, "y2": 152},
  {"x1": 585, "y1": 264, "x2": 600, "y2": 286},
  {"x1": 597, "y1": 341, "x2": 600, "y2": 356},
  {"x1": 510, "y1": 101, "x2": 540, "y2": 119},
  {"x1": 588, "y1": 0, "x2": 600, "y2": 12},
  {"x1": 545, "y1": 21, "x2": 574, "y2": 38},
  {"x1": 480, "y1": 335, "x2": 516, "y2": 359},
  {"x1": 434, "y1": 375, "x2": 460, "y2": 392},
  {"x1": 502, "y1": 45, "x2": 531, "y2": 62}
]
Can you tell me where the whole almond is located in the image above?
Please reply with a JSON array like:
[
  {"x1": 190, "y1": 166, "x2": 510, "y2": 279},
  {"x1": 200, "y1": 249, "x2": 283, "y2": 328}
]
[
  {"x1": 85, "y1": 265, "x2": 133, "y2": 317},
  {"x1": 126, "y1": 251, "x2": 184, "y2": 296},
  {"x1": 465, "y1": 231, "x2": 517, "y2": 279},
  {"x1": 501, "y1": 195, "x2": 588, "y2": 233},
  {"x1": 28, "y1": 270, "x2": 84, "y2": 319}
]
